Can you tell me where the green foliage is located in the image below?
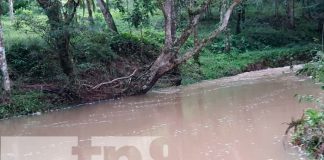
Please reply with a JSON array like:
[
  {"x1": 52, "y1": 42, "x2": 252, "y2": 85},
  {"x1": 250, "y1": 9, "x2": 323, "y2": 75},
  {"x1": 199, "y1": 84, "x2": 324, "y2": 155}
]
[
  {"x1": 6, "y1": 37, "x2": 60, "y2": 82},
  {"x1": 0, "y1": 0, "x2": 322, "y2": 120},
  {"x1": 292, "y1": 95, "x2": 324, "y2": 159},
  {"x1": 0, "y1": 1, "x2": 9, "y2": 15},
  {"x1": 194, "y1": 46, "x2": 314, "y2": 81},
  {"x1": 239, "y1": 27, "x2": 301, "y2": 49},
  {"x1": 14, "y1": 0, "x2": 32, "y2": 10},
  {"x1": 72, "y1": 30, "x2": 116, "y2": 63},
  {"x1": 305, "y1": 108, "x2": 324, "y2": 126},
  {"x1": 0, "y1": 91, "x2": 54, "y2": 119},
  {"x1": 110, "y1": 33, "x2": 159, "y2": 60},
  {"x1": 298, "y1": 51, "x2": 324, "y2": 83},
  {"x1": 122, "y1": 0, "x2": 156, "y2": 28},
  {"x1": 180, "y1": 61, "x2": 203, "y2": 85},
  {"x1": 111, "y1": 0, "x2": 126, "y2": 13}
]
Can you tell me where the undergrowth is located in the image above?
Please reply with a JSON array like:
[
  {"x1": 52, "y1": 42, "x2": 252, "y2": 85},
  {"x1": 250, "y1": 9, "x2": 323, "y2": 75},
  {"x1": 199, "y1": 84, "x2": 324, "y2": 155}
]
[
  {"x1": 290, "y1": 50, "x2": 324, "y2": 159},
  {"x1": 291, "y1": 95, "x2": 324, "y2": 159}
]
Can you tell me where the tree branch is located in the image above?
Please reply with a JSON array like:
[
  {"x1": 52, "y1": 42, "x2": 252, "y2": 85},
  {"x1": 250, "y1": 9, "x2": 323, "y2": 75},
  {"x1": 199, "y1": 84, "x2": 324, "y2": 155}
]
[
  {"x1": 89, "y1": 69, "x2": 138, "y2": 90},
  {"x1": 173, "y1": 0, "x2": 213, "y2": 50},
  {"x1": 64, "y1": 0, "x2": 80, "y2": 24},
  {"x1": 176, "y1": 1, "x2": 240, "y2": 64}
]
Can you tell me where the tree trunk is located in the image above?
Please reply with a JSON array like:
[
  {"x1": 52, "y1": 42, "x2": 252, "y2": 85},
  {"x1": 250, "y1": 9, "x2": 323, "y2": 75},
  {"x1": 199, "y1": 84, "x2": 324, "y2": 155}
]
[
  {"x1": 0, "y1": 18, "x2": 11, "y2": 92},
  {"x1": 96, "y1": 0, "x2": 118, "y2": 33},
  {"x1": 120, "y1": 0, "x2": 177, "y2": 93},
  {"x1": 88, "y1": 0, "x2": 239, "y2": 96},
  {"x1": 193, "y1": 26, "x2": 200, "y2": 65},
  {"x1": 189, "y1": 0, "x2": 200, "y2": 65},
  {"x1": 141, "y1": 52, "x2": 177, "y2": 93},
  {"x1": 221, "y1": 0, "x2": 231, "y2": 53},
  {"x1": 134, "y1": 0, "x2": 239, "y2": 94},
  {"x1": 37, "y1": 0, "x2": 77, "y2": 81},
  {"x1": 171, "y1": 0, "x2": 177, "y2": 42},
  {"x1": 55, "y1": 30, "x2": 75, "y2": 79},
  {"x1": 286, "y1": 0, "x2": 295, "y2": 28},
  {"x1": 86, "y1": 0, "x2": 95, "y2": 24},
  {"x1": 8, "y1": 0, "x2": 14, "y2": 21},
  {"x1": 236, "y1": 4, "x2": 242, "y2": 34},
  {"x1": 162, "y1": 0, "x2": 174, "y2": 49}
]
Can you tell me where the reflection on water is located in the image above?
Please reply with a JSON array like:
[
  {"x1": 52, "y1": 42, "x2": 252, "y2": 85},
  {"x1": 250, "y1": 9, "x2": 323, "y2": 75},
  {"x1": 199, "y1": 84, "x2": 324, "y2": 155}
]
[{"x1": 0, "y1": 66, "x2": 322, "y2": 160}]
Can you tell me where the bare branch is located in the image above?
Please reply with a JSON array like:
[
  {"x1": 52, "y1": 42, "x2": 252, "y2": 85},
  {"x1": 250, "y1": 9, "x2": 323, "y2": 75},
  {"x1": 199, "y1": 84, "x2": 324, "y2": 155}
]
[{"x1": 90, "y1": 69, "x2": 138, "y2": 90}]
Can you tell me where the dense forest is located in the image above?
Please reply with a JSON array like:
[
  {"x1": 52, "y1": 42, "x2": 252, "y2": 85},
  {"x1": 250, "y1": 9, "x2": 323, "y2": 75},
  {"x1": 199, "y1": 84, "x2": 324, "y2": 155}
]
[{"x1": 0, "y1": 0, "x2": 324, "y2": 158}]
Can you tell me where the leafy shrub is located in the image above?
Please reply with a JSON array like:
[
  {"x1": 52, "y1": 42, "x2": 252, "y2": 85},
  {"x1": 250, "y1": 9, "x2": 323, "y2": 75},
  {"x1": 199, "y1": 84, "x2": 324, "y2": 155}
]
[
  {"x1": 72, "y1": 30, "x2": 116, "y2": 64},
  {"x1": 298, "y1": 51, "x2": 324, "y2": 83},
  {"x1": 0, "y1": 91, "x2": 52, "y2": 119},
  {"x1": 110, "y1": 33, "x2": 159, "y2": 60},
  {"x1": 0, "y1": 1, "x2": 9, "y2": 15},
  {"x1": 6, "y1": 38, "x2": 60, "y2": 82},
  {"x1": 292, "y1": 95, "x2": 324, "y2": 159},
  {"x1": 240, "y1": 27, "x2": 301, "y2": 48},
  {"x1": 197, "y1": 46, "x2": 313, "y2": 81},
  {"x1": 14, "y1": 0, "x2": 31, "y2": 10},
  {"x1": 180, "y1": 61, "x2": 203, "y2": 85},
  {"x1": 259, "y1": 46, "x2": 315, "y2": 67}
]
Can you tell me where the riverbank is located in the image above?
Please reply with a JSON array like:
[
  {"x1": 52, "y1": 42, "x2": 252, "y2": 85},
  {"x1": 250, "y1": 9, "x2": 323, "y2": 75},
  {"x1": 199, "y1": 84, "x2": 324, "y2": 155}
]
[
  {"x1": 288, "y1": 54, "x2": 324, "y2": 159},
  {"x1": 0, "y1": 47, "x2": 314, "y2": 120}
]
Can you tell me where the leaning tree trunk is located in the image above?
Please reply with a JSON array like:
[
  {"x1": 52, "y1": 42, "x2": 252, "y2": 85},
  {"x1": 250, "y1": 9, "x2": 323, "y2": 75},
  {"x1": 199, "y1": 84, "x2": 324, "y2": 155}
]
[
  {"x1": 96, "y1": 0, "x2": 118, "y2": 33},
  {"x1": 0, "y1": 18, "x2": 11, "y2": 92},
  {"x1": 86, "y1": 0, "x2": 240, "y2": 96},
  {"x1": 8, "y1": 0, "x2": 14, "y2": 21},
  {"x1": 221, "y1": 0, "x2": 231, "y2": 53},
  {"x1": 132, "y1": 0, "x2": 240, "y2": 94}
]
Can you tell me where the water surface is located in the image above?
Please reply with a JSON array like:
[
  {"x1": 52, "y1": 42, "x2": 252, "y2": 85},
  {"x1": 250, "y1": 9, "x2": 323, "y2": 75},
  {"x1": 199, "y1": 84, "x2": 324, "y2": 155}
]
[{"x1": 1, "y1": 66, "x2": 322, "y2": 160}]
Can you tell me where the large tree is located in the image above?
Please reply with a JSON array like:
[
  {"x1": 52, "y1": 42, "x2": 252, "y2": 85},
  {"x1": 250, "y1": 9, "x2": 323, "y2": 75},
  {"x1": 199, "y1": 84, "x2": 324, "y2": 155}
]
[
  {"x1": 137, "y1": 0, "x2": 238, "y2": 91},
  {"x1": 37, "y1": 0, "x2": 79, "y2": 81},
  {"x1": 90, "y1": 0, "x2": 240, "y2": 95}
]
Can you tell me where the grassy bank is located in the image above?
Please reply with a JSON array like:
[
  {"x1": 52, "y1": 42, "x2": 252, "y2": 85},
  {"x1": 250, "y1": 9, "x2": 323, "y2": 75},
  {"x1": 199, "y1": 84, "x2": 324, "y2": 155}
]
[
  {"x1": 288, "y1": 51, "x2": 324, "y2": 159},
  {"x1": 181, "y1": 45, "x2": 315, "y2": 84},
  {"x1": 0, "y1": 44, "x2": 315, "y2": 119}
]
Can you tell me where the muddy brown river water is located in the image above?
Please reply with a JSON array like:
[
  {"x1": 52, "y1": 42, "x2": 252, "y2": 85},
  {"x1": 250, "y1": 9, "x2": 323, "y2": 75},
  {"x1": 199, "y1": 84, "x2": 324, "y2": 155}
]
[{"x1": 0, "y1": 66, "x2": 323, "y2": 160}]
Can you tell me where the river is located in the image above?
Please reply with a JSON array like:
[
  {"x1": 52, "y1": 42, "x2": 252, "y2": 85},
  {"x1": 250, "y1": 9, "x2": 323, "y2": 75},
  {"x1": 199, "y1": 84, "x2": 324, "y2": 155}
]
[{"x1": 0, "y1": 65, "x2": 323, "y2": 160}]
